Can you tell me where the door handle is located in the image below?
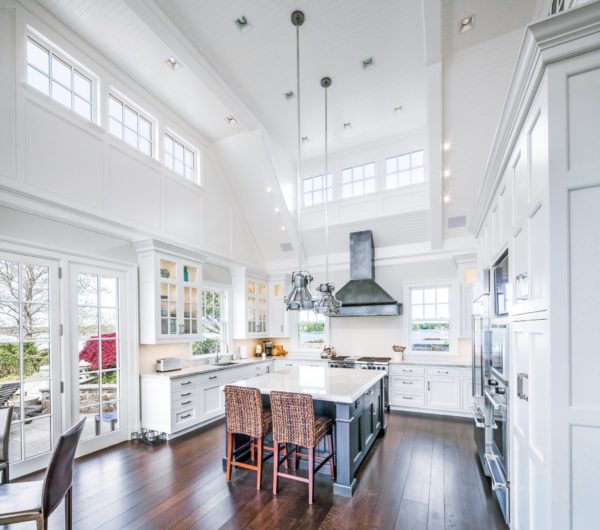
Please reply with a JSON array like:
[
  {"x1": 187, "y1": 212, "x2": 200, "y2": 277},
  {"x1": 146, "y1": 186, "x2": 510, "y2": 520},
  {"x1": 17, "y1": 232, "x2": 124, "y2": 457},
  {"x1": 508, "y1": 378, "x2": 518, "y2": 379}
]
[
  {"x1": 517, "y1": 372, "x2": 529, "y2": 401},
  {"x1": 484, "y1": 390, "x2": 501, "y2": 410}
]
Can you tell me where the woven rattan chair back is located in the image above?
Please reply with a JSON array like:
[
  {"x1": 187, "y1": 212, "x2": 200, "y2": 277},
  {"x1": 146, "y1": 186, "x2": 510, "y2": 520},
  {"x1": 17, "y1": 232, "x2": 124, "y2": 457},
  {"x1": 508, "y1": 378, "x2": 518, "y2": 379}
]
[
  {"x1": 224, "y1": 385, "x2": 266, "y2": 438},
  {"x1": 270, "y1": 391, "x2": 315, "y2": 447}
]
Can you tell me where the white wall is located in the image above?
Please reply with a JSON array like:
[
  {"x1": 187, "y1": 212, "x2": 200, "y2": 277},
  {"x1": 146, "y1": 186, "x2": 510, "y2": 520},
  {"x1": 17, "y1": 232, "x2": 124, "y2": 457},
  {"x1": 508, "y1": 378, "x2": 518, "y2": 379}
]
[
  {"x1": 313, "y1": 259, "x2": 459, "y2": 356},
  {"x1": 0, "y1": 4, "x2": 263, "y2": 270},
  {"x1": 442, "y1": 28, "x2": 524, "y2": 238}
]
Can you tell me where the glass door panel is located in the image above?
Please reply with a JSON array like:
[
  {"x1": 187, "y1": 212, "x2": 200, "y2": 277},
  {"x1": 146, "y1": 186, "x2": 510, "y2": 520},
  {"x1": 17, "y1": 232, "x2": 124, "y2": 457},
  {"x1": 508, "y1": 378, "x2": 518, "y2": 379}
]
[
  {"x1": 76, "y1": 273, "x2": 121, "y2": 441},
  {"x1": 0, "y1": 256, "x2": 58, "y2": 471},
  {"x1": 182, "y1": 263, "x2": 199, "y2": 336},
  {"x1": 159, "y1": 259, "x2": 178, "y2": 336}
]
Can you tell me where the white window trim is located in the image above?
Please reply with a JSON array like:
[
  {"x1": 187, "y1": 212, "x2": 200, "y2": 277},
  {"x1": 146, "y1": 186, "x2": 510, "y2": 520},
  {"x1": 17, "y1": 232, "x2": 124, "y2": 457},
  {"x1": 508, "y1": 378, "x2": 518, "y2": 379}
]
[
  {"x1": 341, "y1": 161, "x2": 377, "y2": 200},
  {"x1": 107, "y1": 91, "x2": 155, "y2": 159},
  {"x1": 291, "y1": 311, "x2": 330, "y2": 353},
  {"x1": 194, "y1": 281, "x2": 231, "y2": 356},
  {"x1": 402, "y1": 279, "x2": 459, "y2": 358},
  {"x1": 25, "y1": 31, "x2": 97, "y2": 123},
  {"x1": 163, "y1": 129, "x2": 200, "y2": 185}
]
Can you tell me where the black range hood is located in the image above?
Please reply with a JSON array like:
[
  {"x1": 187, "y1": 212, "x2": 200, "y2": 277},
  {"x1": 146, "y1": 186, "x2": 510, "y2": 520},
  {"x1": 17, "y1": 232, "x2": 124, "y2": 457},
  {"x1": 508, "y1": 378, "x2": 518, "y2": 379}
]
[{"x1": 332, "y1": 230, "x2": 402, "y2": 317}]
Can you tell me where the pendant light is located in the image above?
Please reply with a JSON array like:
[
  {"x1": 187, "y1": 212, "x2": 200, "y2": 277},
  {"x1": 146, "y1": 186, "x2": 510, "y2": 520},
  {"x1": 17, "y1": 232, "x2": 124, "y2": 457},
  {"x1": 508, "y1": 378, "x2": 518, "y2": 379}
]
[
  {"x1": 284, "y1": 10, "x2": 317, "y2": 311},
  {"x1": 314, "y1": 76, "x2": 342, "y2": 316}
]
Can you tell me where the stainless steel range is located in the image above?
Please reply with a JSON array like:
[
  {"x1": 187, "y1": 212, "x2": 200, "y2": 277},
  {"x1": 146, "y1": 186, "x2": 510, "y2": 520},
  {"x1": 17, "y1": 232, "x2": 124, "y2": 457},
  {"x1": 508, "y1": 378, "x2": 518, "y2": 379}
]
[{"x1": 328, "y1": 356, "x2": 391, "y2": 409}]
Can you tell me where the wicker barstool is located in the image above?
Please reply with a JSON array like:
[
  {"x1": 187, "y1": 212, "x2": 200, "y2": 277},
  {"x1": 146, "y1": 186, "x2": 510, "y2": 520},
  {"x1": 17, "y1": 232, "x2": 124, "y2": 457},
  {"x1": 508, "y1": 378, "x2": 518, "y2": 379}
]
[
  {"x1": 224, "y1": 385, "x2": 273, "y2": 490},
  {"x1": 270, "y1": 391, "x2": 335, "y2": 504}
]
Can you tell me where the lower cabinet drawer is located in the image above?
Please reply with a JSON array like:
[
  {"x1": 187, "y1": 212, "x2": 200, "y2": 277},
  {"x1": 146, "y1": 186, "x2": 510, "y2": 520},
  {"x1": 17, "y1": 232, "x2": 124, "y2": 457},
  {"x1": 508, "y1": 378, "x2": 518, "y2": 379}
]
[
  {"x1": 173, "y1": 396, "x2": 196, "y2": 411},
  {"x1": 426, "y1": 366, "x2": 460, "y2": 378},
  {"x1": 173, "y1": 408, "x2": 197, "y2": 429},
  {"x1": 171, "y1": 377, "x2": 199, "y2": 392},
  {"x1": 390, "y1": 365, "x2": 425, "y2": 376},
  {"x1": 392, "y1": 392, "x2": 425, "y2": 407},
  {"x1": 390, "y1": 376, "x2": 425, "y2": 393}
]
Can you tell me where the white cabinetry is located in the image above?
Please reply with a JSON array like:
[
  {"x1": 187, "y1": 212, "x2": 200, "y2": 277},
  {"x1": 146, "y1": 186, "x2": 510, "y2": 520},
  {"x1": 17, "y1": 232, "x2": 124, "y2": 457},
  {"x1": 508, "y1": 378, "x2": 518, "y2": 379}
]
[
  {"x1": 231, "y1": 268, "x2": 269, "y2": 339},
  {"x1": 136, "y1": 241, "x2": 203, "y2": 344},
  {"x1": 141, "y1": 362, "x2": 273, "y2": 437},
  {"x1": 268, "y1": 276, "x2": 290, "y2": 338},
  {"x1": 390, "y1": 363, "x2": 471, "y2": 417},
  {"x1": 469, "y1": 6, "x2": 600, "y2": 528}
]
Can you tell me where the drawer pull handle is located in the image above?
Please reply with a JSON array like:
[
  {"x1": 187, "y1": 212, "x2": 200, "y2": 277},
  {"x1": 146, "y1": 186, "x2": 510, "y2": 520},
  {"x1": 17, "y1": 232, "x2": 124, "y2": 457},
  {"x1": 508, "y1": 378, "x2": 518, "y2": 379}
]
[
  {"x1": 181, "y1": 392, "x2": 191, "y2": 397},
  {"x1": 438, "y1": 370, "x2": 449, "y2": 375},
  {"x1": 181, "y1": 381, "x2": 192, "y2": 386},
  {"x1": 181, "y1": 413, "x2": 192, "y2": 419},
  {"x1": 403, "y1": 381, "x2": 413, "y2": 385},
  {"x1": 209, "y1": 375, "x2": 218, "y2": 380},
  {"x1": 403, "y1": 396, "x2": 413, "y2": 400},
  {"x1": 181, "y1": 400, "x2": 192, "y2": 405}
]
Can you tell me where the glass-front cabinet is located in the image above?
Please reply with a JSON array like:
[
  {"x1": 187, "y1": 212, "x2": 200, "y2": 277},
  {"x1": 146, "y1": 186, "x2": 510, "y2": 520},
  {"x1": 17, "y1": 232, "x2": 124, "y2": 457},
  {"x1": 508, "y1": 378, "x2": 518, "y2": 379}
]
[
  {"x1": 231, "y1": 268, "x2": 269, "y2": 339},
  {"x1": 246, "y1": 278, "x2": 267, "y2": 335},
  {"x1": 137, "y1": 242, "x2": 203, "y2": 344}
]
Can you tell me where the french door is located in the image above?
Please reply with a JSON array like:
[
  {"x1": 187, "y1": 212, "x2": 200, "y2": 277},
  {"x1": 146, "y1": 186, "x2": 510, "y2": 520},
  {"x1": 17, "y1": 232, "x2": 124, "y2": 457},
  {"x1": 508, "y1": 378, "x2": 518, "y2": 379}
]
[
  {"x1": 70, "y1": 264, "x2": 129, "y2": 452},
  {"x1": 0, "y1": 252, "x2": 61, "y2": 476}
]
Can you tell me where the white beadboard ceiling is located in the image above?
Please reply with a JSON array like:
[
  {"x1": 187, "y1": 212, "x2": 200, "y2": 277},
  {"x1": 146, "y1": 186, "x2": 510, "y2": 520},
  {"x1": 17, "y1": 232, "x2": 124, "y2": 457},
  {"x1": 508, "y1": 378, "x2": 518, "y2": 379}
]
[
  {"x1": 33, "y1": 0, "x2": 247, "y2": 142},
  {"x1": 152, "y1": 0, "x2": 428, "y2": 160}
]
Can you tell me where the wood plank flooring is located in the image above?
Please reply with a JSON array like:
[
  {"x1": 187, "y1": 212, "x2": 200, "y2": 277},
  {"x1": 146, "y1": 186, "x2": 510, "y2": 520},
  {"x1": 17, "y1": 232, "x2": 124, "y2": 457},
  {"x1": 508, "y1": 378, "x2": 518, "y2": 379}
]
[{"x1": 10, "y1": 412, "x2": 507, "y2": 530}]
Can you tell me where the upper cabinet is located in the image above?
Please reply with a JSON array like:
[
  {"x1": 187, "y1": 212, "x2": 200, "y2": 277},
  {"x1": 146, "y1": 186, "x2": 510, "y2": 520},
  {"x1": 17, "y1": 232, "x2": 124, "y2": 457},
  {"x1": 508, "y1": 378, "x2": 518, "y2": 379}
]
[
  {"x1": 231, "y1": 268, "x2": 268, "y2": 339},
  {"x1": 231, "y1": 269, "x2": 290, "y2": 339},
  {"x1": 269, "y1": 276, "x2": 290, "y2": 338},
  {"x1": 136, "y1": 241, "x2": 204, "y2": 344}
]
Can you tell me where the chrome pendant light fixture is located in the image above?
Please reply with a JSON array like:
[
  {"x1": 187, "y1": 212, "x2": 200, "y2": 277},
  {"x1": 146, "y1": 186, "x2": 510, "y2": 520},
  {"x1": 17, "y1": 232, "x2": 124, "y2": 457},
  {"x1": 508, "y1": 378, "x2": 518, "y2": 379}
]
[
  {"x1": 314, "y1": 76, "x2": 341, "y2": 316},
  {"x1": 284, "y1": 10, "x2": 317, "y2": 311}
]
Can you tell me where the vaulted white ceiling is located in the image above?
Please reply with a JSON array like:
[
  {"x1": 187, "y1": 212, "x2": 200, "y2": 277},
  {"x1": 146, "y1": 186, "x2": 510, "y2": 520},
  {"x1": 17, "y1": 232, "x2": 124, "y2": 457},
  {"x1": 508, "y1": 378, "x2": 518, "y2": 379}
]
[{"x1": 153, "y1": 0, "x2": 428, "y2": 161}]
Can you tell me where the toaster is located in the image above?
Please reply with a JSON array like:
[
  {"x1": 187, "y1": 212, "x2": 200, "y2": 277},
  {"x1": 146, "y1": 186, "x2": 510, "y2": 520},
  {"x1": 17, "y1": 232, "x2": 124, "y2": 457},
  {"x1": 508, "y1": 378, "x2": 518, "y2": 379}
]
[{"x1": 156, "y1": 357, "x2": 183, "y2": 372}]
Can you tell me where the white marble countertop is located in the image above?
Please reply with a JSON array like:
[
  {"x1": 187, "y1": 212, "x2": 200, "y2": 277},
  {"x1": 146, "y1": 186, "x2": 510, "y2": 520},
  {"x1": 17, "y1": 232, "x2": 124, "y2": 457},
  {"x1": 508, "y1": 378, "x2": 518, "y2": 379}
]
[
  {"x1": 141, "y1": 356, "x2": 275, "y2": 379},
  {"x1": 226, "y1": 366, "x2": 385, "y2": 404}
]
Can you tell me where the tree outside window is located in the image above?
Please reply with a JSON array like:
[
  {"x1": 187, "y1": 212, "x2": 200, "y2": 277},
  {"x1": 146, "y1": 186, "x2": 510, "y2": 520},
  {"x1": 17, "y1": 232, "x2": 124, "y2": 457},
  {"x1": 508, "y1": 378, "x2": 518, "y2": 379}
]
[
  {"x1": 298, "y1": 310, "x2": 326, "y2": 350},
  {"x1": 193, "y1": 289, "x2": 227, "y2": 355}
]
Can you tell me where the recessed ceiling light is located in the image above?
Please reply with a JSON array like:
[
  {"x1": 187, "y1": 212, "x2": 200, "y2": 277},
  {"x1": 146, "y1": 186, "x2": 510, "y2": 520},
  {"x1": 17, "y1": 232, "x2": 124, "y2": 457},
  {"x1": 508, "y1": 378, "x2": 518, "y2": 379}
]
[
  {"x1": 443, "y1": 169, "x2": 451, "y2": 178},
  {"x1": 234, "y1": 15, "x2": 253, "y2": 32},
  {"x1": 361, "y1": 56, "x2": 376, "y2": 70},
  {"x1": 266, "y1": 186, "x2": 272, "y2": 193},
  {"x1": 284, "y1": 90, "x2": 294, "y2": 100},
  {"x1": 393, "y1": 105, "x2": 403, "y2": 113},
  {"x1": 301, "y1": 136, "x2": 310, "y2": 143},
  {"x1": 343, "y1": 122, "x2": 352, "y2": 129},
  {"x1": 443, "y1": 141, "x2": 452, "y2": 151},
  {"x1": 166, "y1": 56, "x2": 180, "y2": 70},
  {"x1": 443, "y1": 194, "x2": 451, "y2": 204},
  {"x1": 274, "y1": 207, "x2": 280, "y2": 213},
  {"x1": 225, "y1": 115, "x2": 238, "y2": 125},
  {"x1": 281, "y1": 226, "x2": 287, "y2": 232},
  {"x1": 459, "y1": 15, "x2": 475, "y2": 33}
]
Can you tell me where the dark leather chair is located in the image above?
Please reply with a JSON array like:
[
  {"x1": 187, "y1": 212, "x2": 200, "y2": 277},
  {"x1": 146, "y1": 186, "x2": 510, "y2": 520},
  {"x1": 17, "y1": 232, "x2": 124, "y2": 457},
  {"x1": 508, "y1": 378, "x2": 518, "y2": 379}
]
[
  {"x1": 0, "y1": 406, "x2": 13, "y2": 485},
  {"x1": 0, "y1": 418, "x2": 85, "y2": 530}
]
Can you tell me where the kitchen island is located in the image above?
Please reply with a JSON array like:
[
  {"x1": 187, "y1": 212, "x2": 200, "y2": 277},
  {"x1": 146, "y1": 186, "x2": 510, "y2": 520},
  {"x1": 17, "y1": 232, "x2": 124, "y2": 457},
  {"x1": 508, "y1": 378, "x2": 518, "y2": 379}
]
[{"x1": 224, "y1": 366, "x2": 386, "y2": 496}]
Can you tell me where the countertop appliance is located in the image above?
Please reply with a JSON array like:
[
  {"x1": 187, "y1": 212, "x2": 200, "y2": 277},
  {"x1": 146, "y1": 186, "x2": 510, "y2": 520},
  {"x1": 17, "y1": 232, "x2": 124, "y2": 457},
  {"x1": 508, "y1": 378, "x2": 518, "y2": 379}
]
[
  {"x1": 328, "y1": 356, "x2": 391, "y2": 409},
  {"x1": 155, "y1": 358, "x2": 182, "y2": 372},
  {"x1": 262, "y1": 341, "x2": 273, "y2": 356}
]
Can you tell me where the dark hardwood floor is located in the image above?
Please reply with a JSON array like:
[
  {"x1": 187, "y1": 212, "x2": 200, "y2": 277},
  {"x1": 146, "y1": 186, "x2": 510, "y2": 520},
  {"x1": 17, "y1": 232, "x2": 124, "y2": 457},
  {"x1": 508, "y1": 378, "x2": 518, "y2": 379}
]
[{"x1": 10, "y1": 412, "x2": 507, "y2": 530}]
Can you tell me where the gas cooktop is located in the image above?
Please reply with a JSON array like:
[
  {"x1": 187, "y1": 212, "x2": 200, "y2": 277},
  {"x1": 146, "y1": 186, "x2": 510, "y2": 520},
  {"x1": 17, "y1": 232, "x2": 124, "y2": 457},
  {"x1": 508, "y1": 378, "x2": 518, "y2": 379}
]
[{"x1": 356, "y1": 356, "x2": 392, "y2": 363}]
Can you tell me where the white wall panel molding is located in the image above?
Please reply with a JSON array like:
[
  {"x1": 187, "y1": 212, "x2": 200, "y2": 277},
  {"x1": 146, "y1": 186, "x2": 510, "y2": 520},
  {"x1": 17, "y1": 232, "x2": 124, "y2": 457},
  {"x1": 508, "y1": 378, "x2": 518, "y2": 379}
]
[{"x1": 470, "y1": 1, "x2": 600, "y2": 235}]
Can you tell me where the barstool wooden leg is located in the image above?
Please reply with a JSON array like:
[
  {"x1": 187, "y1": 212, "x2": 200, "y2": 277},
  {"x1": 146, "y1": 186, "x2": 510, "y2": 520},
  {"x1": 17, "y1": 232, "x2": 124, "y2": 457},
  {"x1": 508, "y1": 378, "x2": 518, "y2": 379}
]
[
  {"x1": 226, "y1": 431, "x2": 233, "y2": 482},
  {"x1": 295, "y1": 444, "x2": 299, "y2": 470},
  {"x1": 273, "y1": 441, "x2": 280, "y2": 495},
  {"x1": 256, "y1": 437, "x2": 263, "y2": 490},
  {"x1": 250, "y1": 440, "x2": 255, "y2": 462},
  {"x1": 308, "y1": 446, "x2": 315, "y2": 505},
  {"x1": 327, "y1": 434, "x2": 335, "y2": 480}
]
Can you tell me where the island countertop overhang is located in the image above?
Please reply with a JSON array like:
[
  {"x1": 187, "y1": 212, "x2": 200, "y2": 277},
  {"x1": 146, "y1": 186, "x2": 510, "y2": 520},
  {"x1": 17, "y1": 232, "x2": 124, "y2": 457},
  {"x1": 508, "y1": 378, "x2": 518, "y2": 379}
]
[{"x1": 224, "y1": 366, "x2": 385, "y2": 404}]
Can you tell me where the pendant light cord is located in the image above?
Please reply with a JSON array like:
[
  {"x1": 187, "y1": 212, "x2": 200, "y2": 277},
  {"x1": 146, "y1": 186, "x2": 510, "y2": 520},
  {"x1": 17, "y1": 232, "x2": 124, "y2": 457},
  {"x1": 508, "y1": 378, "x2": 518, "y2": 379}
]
[
  {"x1": 324, "y1": 82, "x2": 329, "y2": 283},
  {"x1": 295, "y1": 22, "x2": 303, "y2": 270}
]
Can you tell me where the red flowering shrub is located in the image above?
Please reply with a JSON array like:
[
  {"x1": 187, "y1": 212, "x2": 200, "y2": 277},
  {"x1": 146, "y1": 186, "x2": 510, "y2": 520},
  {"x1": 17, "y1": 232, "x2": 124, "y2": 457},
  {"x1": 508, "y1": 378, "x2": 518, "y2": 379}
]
[{"x1": 79, "y1": 332, "x2": 117, "y2": 370}]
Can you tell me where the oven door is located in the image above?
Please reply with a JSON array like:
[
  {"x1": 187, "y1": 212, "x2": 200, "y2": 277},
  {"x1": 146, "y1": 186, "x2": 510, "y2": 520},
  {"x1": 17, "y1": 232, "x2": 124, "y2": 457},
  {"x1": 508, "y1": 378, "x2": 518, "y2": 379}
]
[{"x1": 489, "y1": 325, "x2": 508, "y2": 381}]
